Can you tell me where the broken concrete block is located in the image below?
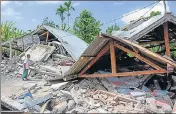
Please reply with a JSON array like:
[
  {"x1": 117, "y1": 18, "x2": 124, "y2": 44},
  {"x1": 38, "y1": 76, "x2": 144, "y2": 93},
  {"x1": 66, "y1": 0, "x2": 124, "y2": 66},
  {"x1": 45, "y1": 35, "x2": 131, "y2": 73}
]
[
  {"x1": 173, "y1": 101, "x2": 176, "y2": 113},
  {"x1": 88, "y1": 109, "x2": 99, "y2": 113},
  {"x1": 118, "y1": 101, "x2": 127, "y2": 106},
  {"x1": 60, "y1": 90, "x2": 73, "y2": 100},
  {"x1": 52, "y1": 101, "x2": 68, "y2": 113},
  {"x1": 146, "y1": 100, "x2": 158, "y2": 113},
  {"x1": 116, "y1": 88, "x2": 133, "y2": 95},
  {"x1": 24, "y1": 93, "x2": 53, "y2": 108},
  {"x1": 51, "y1": 82, "x2": 69, "y2": 91},
  {"x1": 146, "y1": 97, "x2": 156, "y2": 104},
  {"x1": 101, "y1": 94, "x2": 108, "y2": 100},
  {"x1": 67, "y1": 100, "x2": 76, "y2": 111},
  {"x1": 155, "y1": 100, "x2": 172, "y2": 113},
  {"x1": 130, "y1": 92, "x2": 146, "y2": 98},
  {"x1": 152, "y1": 90, "x2": 168, "y2": 97},
  {"x1": 71, "y1": 107, "x2": 87, "y2": 113},
  {"x1": 96, "y1": 108, "x2": 109, "y2": 113},
  {"x1": 162, "y1": 95, "x2": 173, "y2": 108},
  {"x1": 93, "y1": 94, "x2": 99, "y2": 100}
]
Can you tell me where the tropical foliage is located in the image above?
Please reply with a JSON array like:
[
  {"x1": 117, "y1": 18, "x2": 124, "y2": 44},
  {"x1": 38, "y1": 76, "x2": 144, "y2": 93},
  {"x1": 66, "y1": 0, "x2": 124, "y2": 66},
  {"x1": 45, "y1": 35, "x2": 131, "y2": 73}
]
[
  {"x1": 106, "y1": 23, "x2": 120, "y2": 35},
  {"x1": 56, "y1": 5, "x2": 67, "y2": 30},
  {"x1": 73, "y1": 9, "x2": 102, "y2": 44},
  {"x1": 64, "y1": 0, "x2": 75, "y2": 29},
  {"x1": 1, "y1": 21, "x2": 25, "y2": 42},
  {"x1": 42, "y1": 17, "x2": 58, "y2": 28}
]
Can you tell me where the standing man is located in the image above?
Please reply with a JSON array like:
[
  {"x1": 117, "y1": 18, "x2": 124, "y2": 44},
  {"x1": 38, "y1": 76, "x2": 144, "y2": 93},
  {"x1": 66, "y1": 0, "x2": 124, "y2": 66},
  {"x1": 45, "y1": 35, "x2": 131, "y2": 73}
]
[{"x1": 22, "y1": 54, "x2": 32, "y2": 80}]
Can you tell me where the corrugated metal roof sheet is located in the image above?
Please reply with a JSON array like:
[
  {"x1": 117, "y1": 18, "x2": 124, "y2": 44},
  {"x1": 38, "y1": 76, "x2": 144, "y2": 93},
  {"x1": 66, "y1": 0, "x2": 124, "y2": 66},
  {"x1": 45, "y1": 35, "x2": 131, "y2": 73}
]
[
  {"x1": 112, "y1": 14, "x2": 165, "y2": 40},
  {"x1": 112, "y1": 12, "x2": 176, "y2": 41},
  {"x1": 43, "y1": 25, "x2": 88, "y2": 61},
  {"x1": 64, "y1": 37, "x2": 110, "y2": 76}
]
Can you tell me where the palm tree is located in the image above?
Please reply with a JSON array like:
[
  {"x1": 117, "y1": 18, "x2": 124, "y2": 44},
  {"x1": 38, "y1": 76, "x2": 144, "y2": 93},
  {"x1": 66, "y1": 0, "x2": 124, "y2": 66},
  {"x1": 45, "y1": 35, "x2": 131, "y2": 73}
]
[
  {"x1": 56, "y1": 5, "x2": 67, "y2": 30},
  {"x1": 64, "y1": 0, "x2": 75, "y2": 28}
]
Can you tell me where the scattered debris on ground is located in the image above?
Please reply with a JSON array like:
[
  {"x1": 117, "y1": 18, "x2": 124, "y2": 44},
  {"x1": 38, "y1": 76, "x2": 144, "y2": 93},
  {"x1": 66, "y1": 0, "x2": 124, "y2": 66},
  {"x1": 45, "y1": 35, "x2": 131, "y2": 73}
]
[{"x1": 1, "y1": 22, "x2": 176, "y2": 113}]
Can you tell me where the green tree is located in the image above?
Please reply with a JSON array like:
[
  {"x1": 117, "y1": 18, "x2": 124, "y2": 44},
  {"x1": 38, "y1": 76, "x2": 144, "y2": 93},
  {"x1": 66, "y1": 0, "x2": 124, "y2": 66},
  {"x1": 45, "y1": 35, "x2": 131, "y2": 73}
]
[
  {"x1": 56, "y1": 5, "x2": 67, "y2": 30},
  {"x1": 73, "y1": 9, "x2": 101, "y2": 44},
  {"x1": 64, "y1": 0, "x2": 75, "y2": 29},
  {"x1": 1, "y1": 21, "x2": 25, "y2": 41},
  {"x1": 106, "y1": 24, "x2": 120, "y2": 35},
  {"x1": 42, "y1": 17, "x2": 57, "y2": 28}
]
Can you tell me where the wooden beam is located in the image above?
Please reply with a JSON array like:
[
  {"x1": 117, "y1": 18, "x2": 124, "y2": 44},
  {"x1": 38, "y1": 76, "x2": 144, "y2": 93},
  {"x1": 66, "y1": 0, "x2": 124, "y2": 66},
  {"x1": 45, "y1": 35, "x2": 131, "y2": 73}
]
[
  {"x1": 79, "y1": 43, "x2": 110, "y2": 75},
  {"x1": 110, "y1": 41, "x2": 116, "y2": 73},
  {"x1": 80, "y1": 70, "x2": 166, "y2": 78},
  {"x1": 139, "y1": 41, "x2": 164, "y2": 45},
  {"x1": 114, "y1": 42, "x2": 164, "y2": 70},
  {"x1": 39, "y1": 31, "x2": 48, "y2": 37},
  {"x1": 46, "y1": 31, "x2": 49, "y2": 44},
  {"x1": 164, "y1": 22, "x2": 171, "y2": 57},
  {"x1": 2, "y1": 45, "x2": 23, "y2": 52},
  {"x1": 9, "y1": 41, "x2": 12, "y2": 60}
]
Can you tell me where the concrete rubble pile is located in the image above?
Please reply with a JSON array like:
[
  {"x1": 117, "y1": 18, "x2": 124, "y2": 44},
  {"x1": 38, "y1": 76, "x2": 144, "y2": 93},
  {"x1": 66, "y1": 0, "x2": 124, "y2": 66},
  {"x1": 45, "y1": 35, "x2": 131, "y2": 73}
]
[
  {"x1": 1, "y1": 73, "x2": 176, "y2": 113},
  {"x1": 1, "y1": 51, "x2": 176, "y2": 113},
  {"x1": 1, "y1": 39, "x2": 176, "y2": 113},
  {"x1": 1, "y1": 43, "x2": 75, "y2": 81}
]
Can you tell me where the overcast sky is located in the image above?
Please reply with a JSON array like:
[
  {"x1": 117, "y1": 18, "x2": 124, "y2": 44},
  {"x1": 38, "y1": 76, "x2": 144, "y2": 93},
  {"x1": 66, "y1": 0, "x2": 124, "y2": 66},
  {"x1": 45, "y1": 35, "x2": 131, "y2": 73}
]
[{"x1": 1, "y1": 1, "x2": 176, "y2": 32}]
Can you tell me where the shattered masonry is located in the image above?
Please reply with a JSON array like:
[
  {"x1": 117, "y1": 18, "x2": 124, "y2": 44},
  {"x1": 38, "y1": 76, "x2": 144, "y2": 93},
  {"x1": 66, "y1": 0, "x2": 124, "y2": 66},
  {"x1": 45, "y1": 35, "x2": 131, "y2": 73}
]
[{"x1": 1, "y1": 12, "x2": 176, "y2": 113}]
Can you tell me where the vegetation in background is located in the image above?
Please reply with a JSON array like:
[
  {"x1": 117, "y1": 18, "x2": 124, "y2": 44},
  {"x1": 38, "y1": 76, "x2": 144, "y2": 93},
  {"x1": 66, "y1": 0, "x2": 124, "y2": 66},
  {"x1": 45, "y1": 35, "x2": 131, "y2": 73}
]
[
  {"x1": 1, "y1": 21, "x2": 25, "y2": 42},
  {"x1": 56, "y1": 5, "x2": 67, "y2": 30},
  {"x1": 106, "y1": 23, "x2": 120, "y2": 35},
  {"x1": 64, "y1": 0, "x2": 75, "y2": 29},
  {"x1": 73, "y1": 9, "x2": 102, "y2": 44},
  {"x1": 42, "y1": 17, "x2": 58, "y2": 28}
]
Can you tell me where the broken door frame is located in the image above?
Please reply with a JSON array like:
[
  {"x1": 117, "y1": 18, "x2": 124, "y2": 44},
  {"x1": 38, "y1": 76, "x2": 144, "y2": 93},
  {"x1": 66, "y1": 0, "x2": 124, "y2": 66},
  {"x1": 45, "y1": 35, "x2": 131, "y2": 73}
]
[{"x1": 79, "y1": 39, "x2": 167, "y2": 78}]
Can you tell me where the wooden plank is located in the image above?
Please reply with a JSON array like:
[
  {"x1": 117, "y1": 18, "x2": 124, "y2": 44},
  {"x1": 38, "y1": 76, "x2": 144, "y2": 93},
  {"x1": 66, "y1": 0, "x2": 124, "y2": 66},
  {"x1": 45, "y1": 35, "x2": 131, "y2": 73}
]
[
  {"x1": 80, "y1": 70, "x2": 166, "y2": 78},
  {"x1": 139, "y1": 41, "x2": 164, "y2": 45},
  {"x1": 164, "y1": 22, "x2": 171, "y2": 57},
  {"x1": 9, "y1": 41, "x2": 12, "y2": 60},
  {"x1": 46, "y1": 31, "x2": 49, "y2": 44},
  {"x1": 110, "y1": 41, "x2": 116, "y2": 73},
  {"x1": 79, "y1": 43, "x2": 110, "y2": 75},
  {"x1": 102, "y1": 34, "x2": 176, "y2": 68},
  {"x1": 114, "y1": 42, "x2": 164, "y2": 70},
  {"x1": 39, "y1": 31, "x2": 48, "y2": 37}
]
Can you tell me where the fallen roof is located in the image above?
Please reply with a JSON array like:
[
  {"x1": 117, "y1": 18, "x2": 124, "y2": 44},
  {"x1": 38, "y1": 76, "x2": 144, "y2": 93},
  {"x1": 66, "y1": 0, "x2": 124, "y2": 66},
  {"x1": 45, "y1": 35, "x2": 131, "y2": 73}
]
[
  {"x1": 2, "y1": 25, "x2": 88, "y2": 61},
  {"x1": 112, "y1": 12, "x2": 176, "y2": 41},
  {"x1": 64, "y1": 33, "x2": 176, "y2": 77},
  {"x1": 36, "y1": 25, "x2": 88, "y2": 61}
]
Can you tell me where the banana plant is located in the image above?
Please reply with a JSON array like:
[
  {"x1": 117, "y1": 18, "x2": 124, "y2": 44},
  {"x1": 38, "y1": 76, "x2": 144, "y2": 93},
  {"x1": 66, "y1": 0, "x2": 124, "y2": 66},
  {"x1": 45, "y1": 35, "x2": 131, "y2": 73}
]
[{"x1": 1, "y1": 21, "x2": 25, "y2": 42}]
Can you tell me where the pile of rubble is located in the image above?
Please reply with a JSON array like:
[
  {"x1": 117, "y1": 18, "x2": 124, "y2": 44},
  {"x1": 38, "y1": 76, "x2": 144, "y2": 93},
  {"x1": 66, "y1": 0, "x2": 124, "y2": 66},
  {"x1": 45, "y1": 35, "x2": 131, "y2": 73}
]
[
  {"x1": 1, "y1": 43, "x2": 75, "y2": 81},
  {"x1": 1, "y1": 76, "x2": 175, "y2": 113}
]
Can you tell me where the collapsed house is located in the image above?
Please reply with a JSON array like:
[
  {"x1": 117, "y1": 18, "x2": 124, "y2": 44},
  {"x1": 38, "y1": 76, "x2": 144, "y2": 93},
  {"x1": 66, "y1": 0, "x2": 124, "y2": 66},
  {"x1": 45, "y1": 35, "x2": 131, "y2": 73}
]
[
  {"x1": 1, "y1": 12, "x2": 176, "y2": 113},
  {"x1": 112, "y1": 12, "x2": 176, "y2": 60}
]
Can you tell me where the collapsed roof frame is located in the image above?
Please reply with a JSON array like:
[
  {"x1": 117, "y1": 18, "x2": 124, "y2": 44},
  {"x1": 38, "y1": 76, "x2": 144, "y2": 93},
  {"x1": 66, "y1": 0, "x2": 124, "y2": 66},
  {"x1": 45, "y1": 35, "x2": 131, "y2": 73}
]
[
  {"x1": 112, "y1": 12, "x2": 176, "y2": 60},
  {"x1": 79, "y1": 36, "x2": 167, "y2": 78},
  {"x1": 64, "y1": 33, "x2": 176, "y2": 80}
]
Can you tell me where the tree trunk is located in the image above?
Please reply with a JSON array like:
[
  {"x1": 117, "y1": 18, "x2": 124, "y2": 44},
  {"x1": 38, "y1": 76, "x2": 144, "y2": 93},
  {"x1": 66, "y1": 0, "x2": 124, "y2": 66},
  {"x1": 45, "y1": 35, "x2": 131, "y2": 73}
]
[
  {"x1": 61, "y1": 15, "x2": 64, "y2": 30},
  {"x1": 68, "y1": 11, "x2": 69, "y2": 28}
]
